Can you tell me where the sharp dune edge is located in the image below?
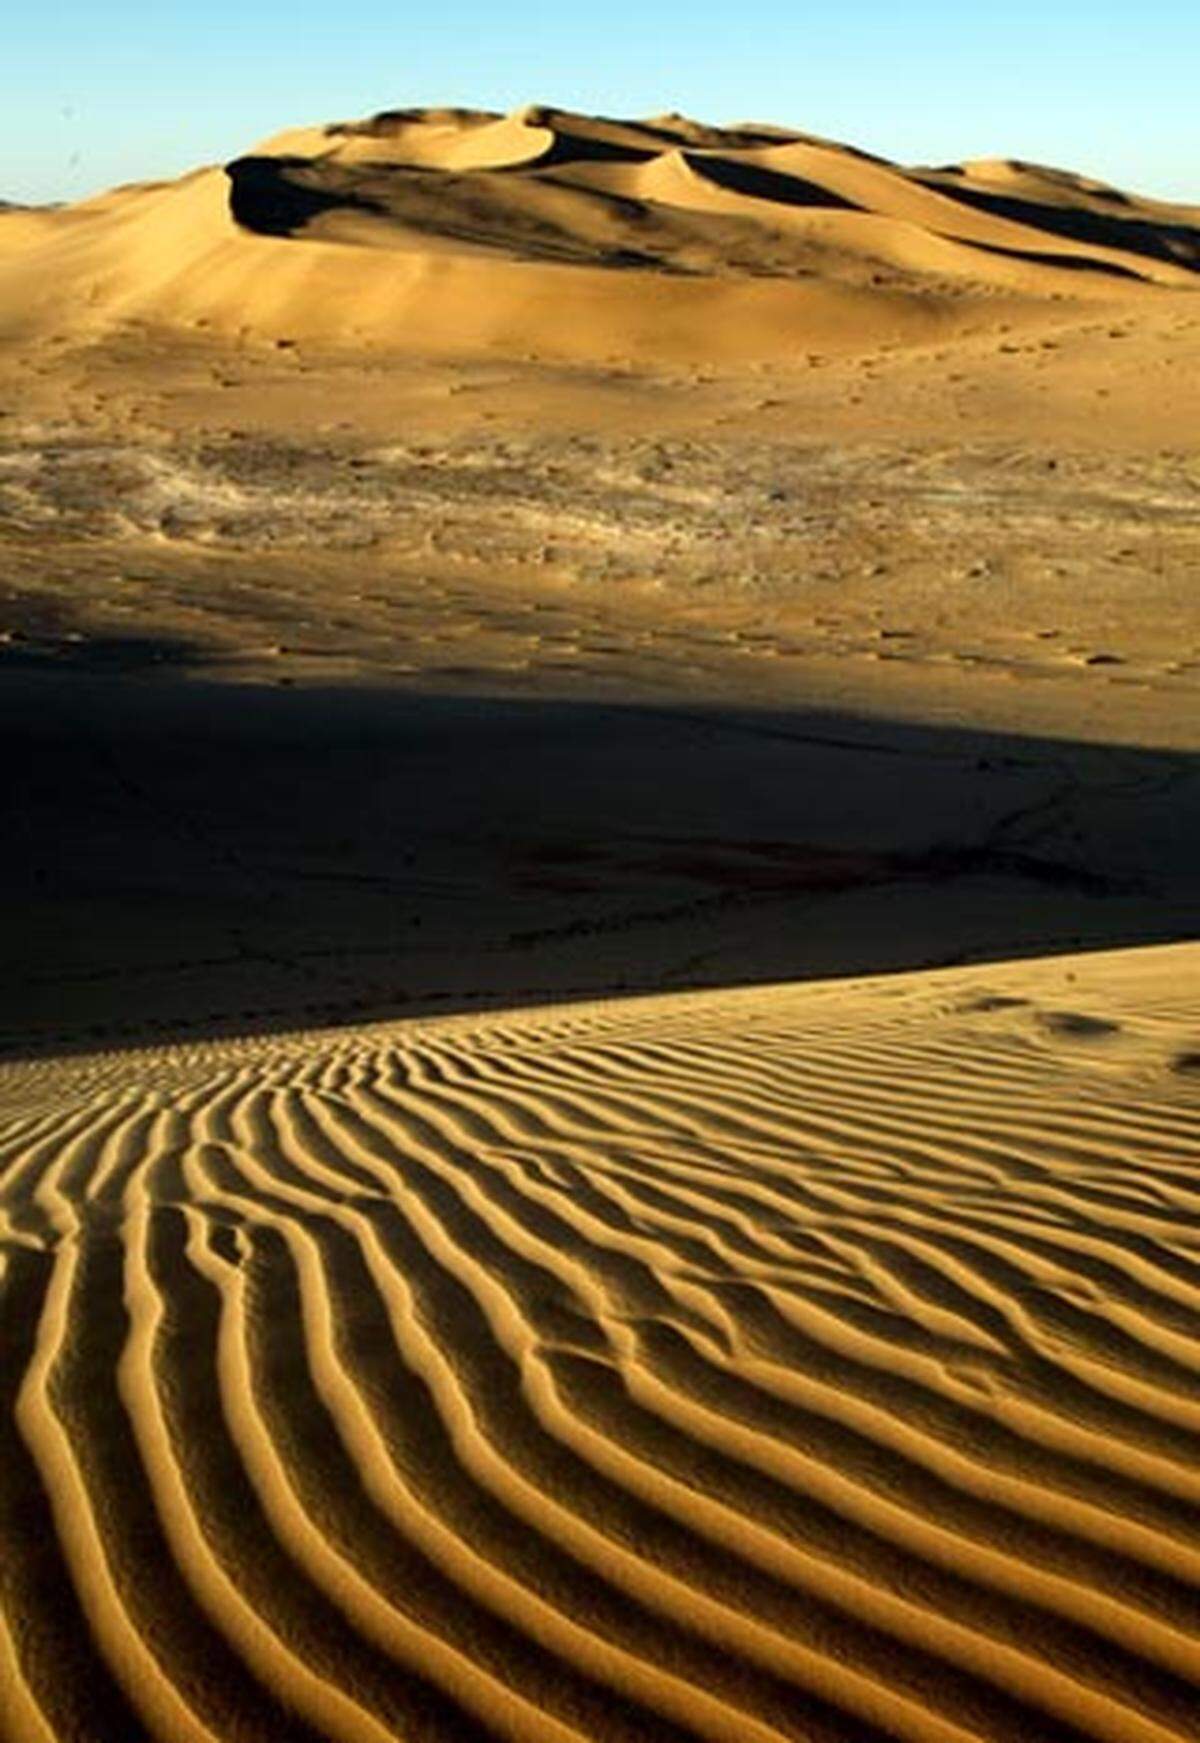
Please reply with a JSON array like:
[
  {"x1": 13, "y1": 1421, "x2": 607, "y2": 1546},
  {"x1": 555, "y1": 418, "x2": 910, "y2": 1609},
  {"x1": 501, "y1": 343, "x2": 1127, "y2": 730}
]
[
  {"x1": 1, "y1": 945, "x2": 1200, "y2": 1742},
  {"x1": 1, "y1": 103, "x2": 1198, "y2": 357}
]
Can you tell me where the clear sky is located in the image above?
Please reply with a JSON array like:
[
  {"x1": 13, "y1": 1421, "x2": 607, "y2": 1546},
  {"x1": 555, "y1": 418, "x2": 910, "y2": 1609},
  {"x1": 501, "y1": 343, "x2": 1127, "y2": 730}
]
[{"x1": 5, "y1": 1, "x2": 1198, "y2": 206}]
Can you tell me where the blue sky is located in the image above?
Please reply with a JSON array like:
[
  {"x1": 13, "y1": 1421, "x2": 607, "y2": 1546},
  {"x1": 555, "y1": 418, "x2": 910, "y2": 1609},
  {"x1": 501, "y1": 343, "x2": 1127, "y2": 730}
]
[{"x1": 5, "y1": 1, "x2": 1198, "y2": 205}]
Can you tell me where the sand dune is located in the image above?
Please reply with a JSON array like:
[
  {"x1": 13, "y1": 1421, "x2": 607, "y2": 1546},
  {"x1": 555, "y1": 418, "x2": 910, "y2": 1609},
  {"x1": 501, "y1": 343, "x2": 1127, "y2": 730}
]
[
  {"x1": 1, "y1": 94, "x2": 1197, "y2": 1743},
  {"x1": 1, "y1": 104, "x2": 1197, "y2": 357},
  {"x1": 1, "y1": 943, "x2": 1198, "y2": 1741}
]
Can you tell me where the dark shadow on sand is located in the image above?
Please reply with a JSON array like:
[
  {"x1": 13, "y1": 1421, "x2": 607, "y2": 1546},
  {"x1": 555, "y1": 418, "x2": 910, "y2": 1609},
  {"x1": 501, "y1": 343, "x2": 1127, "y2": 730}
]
[
  {"x1": 950, "y1": 236, "x2": 1149, "y2": 281},
  {"x1": 678, "y1": 154, "x2": 859, "y2": 211},
  {"x1": 3, "y1": 667, "x2": 1197, "y2": 1057},
  {"x1": 224, "y1": 155, "x2": 681, "y2": 272},
  {"x1": 226, "y1": 156, "x2": 392, "y2": 237},
  {"x1": 922, "y1": 178, "x2": 1200, "y2": 274}
]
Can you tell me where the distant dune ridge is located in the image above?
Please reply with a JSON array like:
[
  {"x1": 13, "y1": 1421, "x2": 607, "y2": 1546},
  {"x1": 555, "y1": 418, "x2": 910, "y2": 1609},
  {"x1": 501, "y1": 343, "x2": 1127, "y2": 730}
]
[{"x1": 1, "y1": 103, "x2": 1198, "y2": 356}]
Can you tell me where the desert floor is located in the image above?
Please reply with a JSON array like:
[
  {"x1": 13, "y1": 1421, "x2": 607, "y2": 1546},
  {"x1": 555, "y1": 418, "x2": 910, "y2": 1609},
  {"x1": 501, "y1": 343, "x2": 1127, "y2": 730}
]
[
  {"x1": 2, "y1": 107, "x2": 1199, "y2": 1740},
  {"x1": 4, "y1": 316, "x2": 1199, "y2": 1053}
]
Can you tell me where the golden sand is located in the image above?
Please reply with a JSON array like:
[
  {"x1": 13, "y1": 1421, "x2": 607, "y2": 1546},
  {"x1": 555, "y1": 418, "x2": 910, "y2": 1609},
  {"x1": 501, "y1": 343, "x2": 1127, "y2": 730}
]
[
  {"x1": 2, "y1": 104, "x2": 1198, "y2": 359},
  {"x1": 2, "y1": 947, "x2": 1199, "y2": 1740}
]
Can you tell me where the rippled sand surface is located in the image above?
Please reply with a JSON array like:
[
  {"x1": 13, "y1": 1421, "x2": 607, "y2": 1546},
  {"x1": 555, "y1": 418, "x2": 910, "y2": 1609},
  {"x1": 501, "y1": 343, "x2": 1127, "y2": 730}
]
[{"x1": 3, "y1": 944, "x2": 1199, "y2": 1742}]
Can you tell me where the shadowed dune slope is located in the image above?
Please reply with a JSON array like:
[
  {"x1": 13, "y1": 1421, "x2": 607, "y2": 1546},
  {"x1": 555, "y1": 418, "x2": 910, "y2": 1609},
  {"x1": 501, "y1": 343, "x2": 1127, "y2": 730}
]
[
  {"x1": 1, "y1": 104, "x2": 1197, "y2": 356},
  {"x1": 2, "y1": 943, "x2": 1200, "y2": 1742}
]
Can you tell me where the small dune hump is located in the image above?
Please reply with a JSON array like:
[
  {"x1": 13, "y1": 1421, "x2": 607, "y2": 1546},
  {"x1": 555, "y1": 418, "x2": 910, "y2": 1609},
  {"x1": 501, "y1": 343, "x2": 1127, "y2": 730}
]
[
  {"x1": 2, "y1": 102, "x2": 1198, "y2": 356},
  {"x1": 2, "y1": 942, "x2": 1199, "y2": 1741}
]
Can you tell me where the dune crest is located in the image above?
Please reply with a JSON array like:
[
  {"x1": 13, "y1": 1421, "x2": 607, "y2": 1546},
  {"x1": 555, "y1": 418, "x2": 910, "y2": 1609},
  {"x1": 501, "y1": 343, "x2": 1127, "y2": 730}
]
[{"x1": 1, "y1": 104, "x2": 1197, "y2": 358}]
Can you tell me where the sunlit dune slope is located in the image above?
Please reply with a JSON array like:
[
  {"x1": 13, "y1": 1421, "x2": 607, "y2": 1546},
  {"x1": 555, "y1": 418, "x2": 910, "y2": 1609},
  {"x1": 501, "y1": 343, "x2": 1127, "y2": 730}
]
[
  {"x1": 1, "y1": 103, "x2": 1197, "y2": 357},
  {"x1": 2, "y1": 943, "x2": 1200, "y2": 1741}
]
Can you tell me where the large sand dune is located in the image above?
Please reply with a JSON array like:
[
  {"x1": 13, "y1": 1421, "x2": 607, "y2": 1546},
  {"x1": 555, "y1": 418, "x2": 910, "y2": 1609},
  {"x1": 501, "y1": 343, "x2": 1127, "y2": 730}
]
[
  {"x1": 1, "y1": 104, "x2": 1198, "y2": 357},
  {"x1": 2, "y1": 944, "x2": 1199, "y2": 1741}
]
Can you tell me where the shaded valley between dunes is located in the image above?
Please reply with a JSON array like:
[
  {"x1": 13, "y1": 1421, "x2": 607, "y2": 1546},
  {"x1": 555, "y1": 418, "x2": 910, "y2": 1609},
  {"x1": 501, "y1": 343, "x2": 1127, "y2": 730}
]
[{"x1": 3, "y1": 676, "x2": 1198, "y2": 1055}]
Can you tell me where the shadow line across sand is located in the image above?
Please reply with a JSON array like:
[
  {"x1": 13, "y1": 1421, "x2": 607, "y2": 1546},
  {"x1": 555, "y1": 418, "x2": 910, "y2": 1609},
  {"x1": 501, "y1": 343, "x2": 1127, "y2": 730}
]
[{"x1": 4, "y1": 668, "x2": 1197, "y2": 1057}]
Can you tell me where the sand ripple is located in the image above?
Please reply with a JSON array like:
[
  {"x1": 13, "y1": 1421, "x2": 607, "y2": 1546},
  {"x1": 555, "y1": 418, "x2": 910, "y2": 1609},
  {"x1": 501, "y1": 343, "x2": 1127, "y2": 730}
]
[{"x1": 2, "y1": 947, "x2": 1199, "y2": 1741}]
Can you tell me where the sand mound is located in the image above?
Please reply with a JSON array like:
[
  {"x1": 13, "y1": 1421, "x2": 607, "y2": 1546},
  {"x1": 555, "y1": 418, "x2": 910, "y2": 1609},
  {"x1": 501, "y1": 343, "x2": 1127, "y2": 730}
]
[
  {"x1": 2, "y1": 943, "x2": 1199, "y2": 1740},
  {"x1": 1, "y1": 104, "x2": 1196, "y2": 359}
]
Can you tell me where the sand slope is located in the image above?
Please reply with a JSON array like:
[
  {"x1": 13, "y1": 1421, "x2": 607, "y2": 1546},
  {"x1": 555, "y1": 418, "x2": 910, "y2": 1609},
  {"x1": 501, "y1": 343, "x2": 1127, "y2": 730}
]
[
  {"x1": 1, "y1": 104, "x2": 1197, "y2": 357},
  {"x1": 2, "y1": 943, "x2": 1199, "y2": 1741}
]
